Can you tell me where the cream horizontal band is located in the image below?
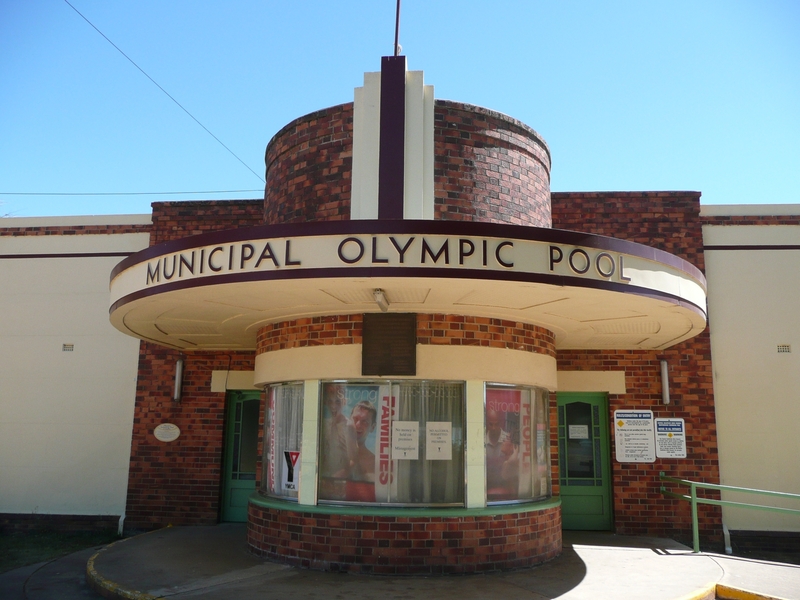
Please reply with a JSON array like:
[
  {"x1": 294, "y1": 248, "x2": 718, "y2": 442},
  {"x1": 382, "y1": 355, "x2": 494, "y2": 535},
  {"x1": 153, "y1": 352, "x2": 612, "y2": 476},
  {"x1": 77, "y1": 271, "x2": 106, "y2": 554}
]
[{"x1": 254, "y1": 344, "x2": 557, "y2": 390}]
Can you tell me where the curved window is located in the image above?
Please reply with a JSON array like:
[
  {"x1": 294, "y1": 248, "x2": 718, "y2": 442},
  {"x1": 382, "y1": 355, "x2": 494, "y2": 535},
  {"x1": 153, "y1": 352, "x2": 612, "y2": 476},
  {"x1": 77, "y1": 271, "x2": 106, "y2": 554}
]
[
  {"x1": 486, "y1": 384, "x2": 551, "y2": 504},
  {"x1": 261, "y1": 383, "x2": 304, "y2": 499},
  {"x1": 318, "y1": 380, "x2": 464, "y2": 506}
]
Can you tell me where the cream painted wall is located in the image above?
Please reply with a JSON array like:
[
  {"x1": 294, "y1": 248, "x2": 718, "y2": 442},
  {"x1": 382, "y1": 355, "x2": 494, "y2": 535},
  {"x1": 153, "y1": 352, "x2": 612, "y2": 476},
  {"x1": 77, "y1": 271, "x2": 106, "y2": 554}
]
[
  {"x1": 254, "y1": 344, "x2": 558, "y2": 390},
  {"x1": 0, "y1": 219, "x2": 149, "y2": 517},
  {"x1": 704, "y1": 222, "x2": 800, "y2": 531}
]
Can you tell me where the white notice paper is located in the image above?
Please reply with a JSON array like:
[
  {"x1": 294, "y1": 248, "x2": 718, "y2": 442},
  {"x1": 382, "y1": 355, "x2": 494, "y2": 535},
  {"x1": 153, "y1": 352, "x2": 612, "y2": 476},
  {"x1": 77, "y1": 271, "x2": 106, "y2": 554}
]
[
  {"x1": 426, "y1": 422, "x2": 452, "y2": 460},
  {"x1": 392, "y1": 421, "x2": 419, "y2": 460},
  {"x1": 568, "y1": 424, "x2": 589, "y2": 440}
]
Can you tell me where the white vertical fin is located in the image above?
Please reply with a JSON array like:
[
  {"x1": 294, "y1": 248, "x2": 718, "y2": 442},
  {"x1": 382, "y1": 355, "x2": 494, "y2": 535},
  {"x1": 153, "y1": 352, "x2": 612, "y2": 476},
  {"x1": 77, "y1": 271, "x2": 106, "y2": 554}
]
[
  {"x1": 404, "y1": 70, "x2": 424, "y2": 219},
  {"x1": 422, "y1": 80, "x2": 435, "y2": 220},
  {"x1": 403, "y1": 71, "x2": 434, "y2": 220},
  {"x1": 350, "y1": 72, "x2": 381, "y2": 219}
]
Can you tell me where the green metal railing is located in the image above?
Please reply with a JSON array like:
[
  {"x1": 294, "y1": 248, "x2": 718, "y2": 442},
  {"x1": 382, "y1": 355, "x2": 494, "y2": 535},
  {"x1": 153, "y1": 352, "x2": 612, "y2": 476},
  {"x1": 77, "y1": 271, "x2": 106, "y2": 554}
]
[{"x1": 659, "y1": 472, "x2": 800, "y2": 552}]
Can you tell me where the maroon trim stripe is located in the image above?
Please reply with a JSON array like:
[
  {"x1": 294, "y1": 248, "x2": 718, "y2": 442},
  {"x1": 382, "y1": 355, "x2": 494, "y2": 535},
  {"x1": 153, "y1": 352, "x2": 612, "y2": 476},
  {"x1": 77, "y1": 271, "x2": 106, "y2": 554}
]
[
  {"x1": 1, "y1": 252, "x2": 134, "y2": 259},
  {"x1": 378, "y1": 55, "x2": 406, "y2": 220},
  {"x1": 704, "y1": 245, "x2": 800, "y2": 251}
]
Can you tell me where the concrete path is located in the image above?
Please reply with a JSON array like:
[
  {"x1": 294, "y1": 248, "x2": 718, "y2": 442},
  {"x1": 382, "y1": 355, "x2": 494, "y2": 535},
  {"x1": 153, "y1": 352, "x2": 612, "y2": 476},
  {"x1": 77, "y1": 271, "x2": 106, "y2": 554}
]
[{"x1": 2, "y1": 525, "x2": 798, "y2": 599}]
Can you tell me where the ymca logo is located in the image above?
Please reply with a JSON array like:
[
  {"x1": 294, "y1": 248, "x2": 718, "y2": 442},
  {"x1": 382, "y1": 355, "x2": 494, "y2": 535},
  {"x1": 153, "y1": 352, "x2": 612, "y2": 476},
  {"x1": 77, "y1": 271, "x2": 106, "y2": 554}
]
[{"x1": 283, "y1": 451, "x2": 300, "y2": 491}]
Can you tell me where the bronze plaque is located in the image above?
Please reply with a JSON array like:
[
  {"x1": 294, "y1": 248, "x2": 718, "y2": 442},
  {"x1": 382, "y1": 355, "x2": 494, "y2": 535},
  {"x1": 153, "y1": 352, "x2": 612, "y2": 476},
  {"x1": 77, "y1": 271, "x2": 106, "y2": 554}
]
[{"x1": 362, "y1": 313, "x2": 416, "y2": 376}]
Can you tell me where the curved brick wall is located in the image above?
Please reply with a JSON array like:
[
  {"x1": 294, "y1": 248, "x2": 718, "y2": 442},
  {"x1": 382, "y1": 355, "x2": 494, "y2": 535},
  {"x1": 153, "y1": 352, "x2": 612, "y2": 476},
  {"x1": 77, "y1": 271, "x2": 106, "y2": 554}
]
[
  {"x1": 256, "y1": 314, "x2": 556, "y2": 357},
  {"x1": 434, "y1": 100, "x2": 551, "y2": 226},
  {"x1": 264, "y1": 104, "x2": 354, "y2": 225},
  {"x1": 263, "y1": 101, "x2": 552, "y2": 227},
  {"x1": 251, "y1": 314, "x2": 559, "y2": 573},
  {"x1": 247, "y1": 501, "x2": 561, "y2": 574}
]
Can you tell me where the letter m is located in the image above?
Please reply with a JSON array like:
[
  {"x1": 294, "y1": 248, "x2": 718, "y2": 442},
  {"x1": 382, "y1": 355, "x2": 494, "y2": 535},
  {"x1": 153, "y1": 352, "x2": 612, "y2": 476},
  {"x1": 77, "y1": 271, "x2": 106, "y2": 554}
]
[
  {"x1": 146, "y1": 261, "x2": 161, "y2": 284},
  {"x1": 421, "y1": 239, "x2": 450, "y2": 264}
]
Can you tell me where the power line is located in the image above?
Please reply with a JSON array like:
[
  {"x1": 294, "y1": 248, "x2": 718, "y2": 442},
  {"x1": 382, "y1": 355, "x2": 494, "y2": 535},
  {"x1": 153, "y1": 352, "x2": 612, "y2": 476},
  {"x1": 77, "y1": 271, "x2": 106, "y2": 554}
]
[
  {"x1": 0, "y1": 190, "x2": 262, "y2": 197},
  {"x1": 63, "y1": 0, "x2": 265, "y2": 184}
]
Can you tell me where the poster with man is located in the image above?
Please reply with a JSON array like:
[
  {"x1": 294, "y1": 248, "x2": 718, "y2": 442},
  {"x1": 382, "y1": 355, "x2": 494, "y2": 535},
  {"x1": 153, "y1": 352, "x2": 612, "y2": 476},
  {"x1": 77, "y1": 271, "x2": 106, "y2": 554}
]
[
  {"x1": 485, "y1": 388, "x2": 533, "y2": 501},
  {"x1": 318, "y1": 383, "x2": 395, "y2": 503}
]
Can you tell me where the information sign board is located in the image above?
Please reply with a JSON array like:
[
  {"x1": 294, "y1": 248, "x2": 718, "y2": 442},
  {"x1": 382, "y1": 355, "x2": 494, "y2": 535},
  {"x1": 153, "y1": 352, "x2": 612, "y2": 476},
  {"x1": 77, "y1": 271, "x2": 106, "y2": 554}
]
[
  {"x1": 655, "y1": 418, "x2": 687, "y2": 458},
  {"x1": 614, "y1": 410, "x2": 655, "y2": 463}
]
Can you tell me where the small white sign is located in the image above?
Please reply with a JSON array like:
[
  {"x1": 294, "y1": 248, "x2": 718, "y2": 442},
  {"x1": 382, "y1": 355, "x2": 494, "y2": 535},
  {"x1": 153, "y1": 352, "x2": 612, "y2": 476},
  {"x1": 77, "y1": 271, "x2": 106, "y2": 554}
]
[
  {"x1": 426, "y1": 422, "x2": 452, "y2": 460},
  {"x1": 392, "y1": 421, "x2": 419, "y2": 460},
  {"x1": 655, "y1": 418, "x2": 687, "y2": 458},
  {"x1": 154, "y1": 423, "x2": 180, "y2": 442},
  {"x1": 568, "y1": 424, "x2": 589, "y2": 440},
  {"x1": 614, "y1": 410, "x2": 655, "y2": 463}
]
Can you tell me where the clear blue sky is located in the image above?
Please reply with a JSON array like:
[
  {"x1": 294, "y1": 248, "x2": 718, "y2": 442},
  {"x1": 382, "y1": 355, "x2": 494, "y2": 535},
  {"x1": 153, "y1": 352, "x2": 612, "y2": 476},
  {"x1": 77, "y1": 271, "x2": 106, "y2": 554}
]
[{"x1": 1, "y1": 0, "x2": 798, "y2": 218}]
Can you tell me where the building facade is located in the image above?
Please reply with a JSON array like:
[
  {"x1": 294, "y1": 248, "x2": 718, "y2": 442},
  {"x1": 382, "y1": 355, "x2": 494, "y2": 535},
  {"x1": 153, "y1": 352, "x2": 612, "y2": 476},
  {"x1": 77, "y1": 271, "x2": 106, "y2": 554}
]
[
  {"x1": 2, "y1": 57, "x2": 798, "y2": 569},
  {"x1": 107, "y1": 58, "x2": 710, "y2": 573}
]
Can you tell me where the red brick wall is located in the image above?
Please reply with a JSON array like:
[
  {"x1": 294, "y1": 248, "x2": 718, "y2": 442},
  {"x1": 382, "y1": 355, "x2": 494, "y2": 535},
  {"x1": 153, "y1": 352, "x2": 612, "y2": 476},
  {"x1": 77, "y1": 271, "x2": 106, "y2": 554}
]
[
  {"x1": 124, "y1": 345, "x2": 256, "y2": 530},
  {"x1": 262, "y1": 101, "x2": 552, "y2": 227},
  {"x1": 126, "y1": 200, "x2": 265, "y2": 531},
  {"x1": 264, "y1": 105, "x2": 354, "y2": 225},
  {"x1": 551, "y1": 191, "x2": 721, "y2": 545},
  {"x1": 256, "y1": 314, "x2": 362, "y2": 352},
  {"x1": 417, "y1": 314, "x2": 555, "y2": 354},
  {"x1": 256, "y1": 313, "x2": 555, "y2": 357},
  {"x1": 554, "y1": 350, "x2": 717, "y2": 542},
  {"x1": 149, "y1": 200, "x2": 264, "y2": 245},
  {"x1": 434, "y1": 101, "x2": 551, "y2": 227},
  {"x1": 552, "y1": 191, "x2": 705, "y2": 268},
  {"x1": 247, "y1": 503, "x2": 561, "y2": 574}
]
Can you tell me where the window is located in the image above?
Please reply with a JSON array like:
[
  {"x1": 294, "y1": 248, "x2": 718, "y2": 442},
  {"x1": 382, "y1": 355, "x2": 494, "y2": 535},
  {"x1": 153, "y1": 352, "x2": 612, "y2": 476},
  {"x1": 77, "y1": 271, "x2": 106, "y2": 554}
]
[
  {"x1": 262, "y1": 383, "x2": 304, "y2": 499},
  {"x1": 486, "y1": 384, "x2": 550, "y2": 504},
  {"x1": 261, "y1": 379, "x2": 549, "y2": 506},
  {"x1": 318, "y1": 380, "x2": 464, "y2": 505}
]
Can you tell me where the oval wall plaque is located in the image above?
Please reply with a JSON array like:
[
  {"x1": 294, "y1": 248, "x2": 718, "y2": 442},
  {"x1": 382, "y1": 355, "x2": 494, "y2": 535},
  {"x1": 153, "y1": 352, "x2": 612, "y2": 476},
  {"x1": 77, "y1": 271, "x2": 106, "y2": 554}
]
[{"x1": 154, "y1": 423, "x2": 181, "y2": 442}]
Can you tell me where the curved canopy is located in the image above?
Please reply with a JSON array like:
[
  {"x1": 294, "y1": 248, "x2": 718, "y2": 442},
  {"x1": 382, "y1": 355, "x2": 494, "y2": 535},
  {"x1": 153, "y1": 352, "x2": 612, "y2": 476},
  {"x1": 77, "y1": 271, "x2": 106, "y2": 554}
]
[{"x1": 110, "y1": 220, "x2": 706, "y2": 351}]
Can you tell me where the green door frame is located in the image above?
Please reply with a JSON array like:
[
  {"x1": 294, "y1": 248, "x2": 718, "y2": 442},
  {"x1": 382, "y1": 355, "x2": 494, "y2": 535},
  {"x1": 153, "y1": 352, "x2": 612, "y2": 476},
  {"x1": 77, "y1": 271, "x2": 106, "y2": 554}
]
[
  {"x1": 557, "y1": 392, "x2": 613, "y2": 530},
  {"x1": 221, "y1": 390, "x2": 261, "y2": 522}
]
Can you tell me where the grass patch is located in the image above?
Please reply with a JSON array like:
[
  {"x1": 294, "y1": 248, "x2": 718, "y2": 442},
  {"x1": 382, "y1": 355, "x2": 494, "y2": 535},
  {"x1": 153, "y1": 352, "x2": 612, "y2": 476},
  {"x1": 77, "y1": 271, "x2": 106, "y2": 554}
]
[{"x1": 0, "y1": 530, "x2": 120, "y2": 574}]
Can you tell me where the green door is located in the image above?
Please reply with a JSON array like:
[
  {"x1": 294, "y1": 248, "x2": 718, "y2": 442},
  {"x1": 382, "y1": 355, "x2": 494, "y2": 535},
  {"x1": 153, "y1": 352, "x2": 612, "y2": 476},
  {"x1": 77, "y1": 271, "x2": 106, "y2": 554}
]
[
  {"x1": 221, "y1": 390, "x2": 261, "y2": 522},
  {"x1": 557, "y1": 392, "x2": 613, "y2": 530}
]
